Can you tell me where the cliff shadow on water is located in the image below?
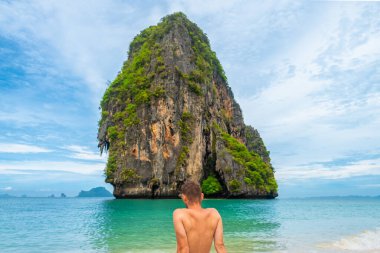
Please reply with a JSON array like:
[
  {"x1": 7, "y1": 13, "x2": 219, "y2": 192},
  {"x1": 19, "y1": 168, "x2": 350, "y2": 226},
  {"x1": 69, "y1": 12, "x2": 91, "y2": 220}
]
[{"x1": 97, "y1": 12, "x2": 278, "y2": 199}]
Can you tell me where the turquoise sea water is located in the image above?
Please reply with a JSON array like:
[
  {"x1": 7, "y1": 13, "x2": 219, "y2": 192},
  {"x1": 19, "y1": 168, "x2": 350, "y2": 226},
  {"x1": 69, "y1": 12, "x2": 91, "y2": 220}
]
[{"x1": 0, "y1": 197, "x2": 379, "y2": 253}]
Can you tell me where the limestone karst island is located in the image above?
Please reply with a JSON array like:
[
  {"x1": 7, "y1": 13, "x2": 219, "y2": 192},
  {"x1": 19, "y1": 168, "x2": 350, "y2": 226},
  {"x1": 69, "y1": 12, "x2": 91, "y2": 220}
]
[{"x1": 97, "y1": 12, "x2": 278, "y2": 199}]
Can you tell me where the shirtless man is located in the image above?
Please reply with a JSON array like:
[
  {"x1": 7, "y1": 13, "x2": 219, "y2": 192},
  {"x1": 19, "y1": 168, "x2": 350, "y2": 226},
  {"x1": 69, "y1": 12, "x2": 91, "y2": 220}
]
[{"x1": 173, "y1": 180, "x2": 227, "y2": 253}]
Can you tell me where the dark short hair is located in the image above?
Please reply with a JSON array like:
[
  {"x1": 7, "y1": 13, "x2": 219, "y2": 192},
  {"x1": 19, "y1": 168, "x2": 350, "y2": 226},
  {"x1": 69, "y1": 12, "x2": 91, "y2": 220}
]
[{"x1": 180, "y1": 180, "x2": 201, "y2": 203}]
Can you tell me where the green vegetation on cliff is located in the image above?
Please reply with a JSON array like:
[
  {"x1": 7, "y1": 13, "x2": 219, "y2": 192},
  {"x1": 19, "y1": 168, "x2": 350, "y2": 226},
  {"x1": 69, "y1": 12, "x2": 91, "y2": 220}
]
[
  {"x1": 176, "y1": 111, "x2": 195, "y2": 174},
  {"x1": 201, "y1": 176, "x2": 223, "y2": 195},
  {"x1": 120, "y1": 168, "x2": 142, "y2": 183},
  {"x1": 228, "y1": 179, "x2": 242, "y2": 193},
  {"x1": 245, "y1": 125, "x2": 271, "y2": 164},
  {"x1": 211, "y1": 122, "x2": 277, "y2": 194},
  {"x1": 167, "y1": 12, "x2": 227, "y2": 83},
  {"x1": 105, "y1": 152, "x2": 117, "y2": 181}
]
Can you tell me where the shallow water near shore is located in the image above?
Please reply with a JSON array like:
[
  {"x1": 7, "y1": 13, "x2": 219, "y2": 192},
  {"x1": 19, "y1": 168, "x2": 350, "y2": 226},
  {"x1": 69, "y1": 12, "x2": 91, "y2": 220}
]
[{"x1": 0, "y1": 197, "x2": 379, "y2": 252}]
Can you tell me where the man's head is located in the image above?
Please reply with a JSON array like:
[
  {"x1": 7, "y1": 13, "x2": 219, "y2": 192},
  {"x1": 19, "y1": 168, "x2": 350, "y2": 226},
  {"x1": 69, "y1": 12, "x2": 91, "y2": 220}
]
[{"x1": 179, "y1": 180, "x2": 204, "y2": 207}]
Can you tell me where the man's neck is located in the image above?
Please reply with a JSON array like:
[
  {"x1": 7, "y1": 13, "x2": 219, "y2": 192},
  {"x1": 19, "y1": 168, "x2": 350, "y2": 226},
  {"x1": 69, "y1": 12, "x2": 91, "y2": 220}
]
[{"x1": 186, "y1": 202, "x2": 203, "y2": 210}]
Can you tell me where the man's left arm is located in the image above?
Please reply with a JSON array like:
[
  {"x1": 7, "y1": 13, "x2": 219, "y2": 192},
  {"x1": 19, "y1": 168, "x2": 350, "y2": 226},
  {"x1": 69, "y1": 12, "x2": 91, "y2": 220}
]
[{"x1": 173, "y1": 209, "x2": 189, "y2": 253}]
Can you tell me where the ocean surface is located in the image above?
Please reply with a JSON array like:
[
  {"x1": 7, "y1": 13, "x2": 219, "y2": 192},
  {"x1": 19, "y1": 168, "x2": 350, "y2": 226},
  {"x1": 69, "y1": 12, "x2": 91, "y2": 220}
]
[{"x1": 0, "y1": 197, "x2": 379, "y2": 253}]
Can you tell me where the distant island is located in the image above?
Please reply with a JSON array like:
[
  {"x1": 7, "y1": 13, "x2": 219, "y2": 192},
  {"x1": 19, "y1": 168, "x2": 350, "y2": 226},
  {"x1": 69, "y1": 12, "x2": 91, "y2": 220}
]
[
  {"x1": 0, "y1": 193, "x2": 16, "y2": 198},
  {"x1": 76, "y1": 187, "x2": 113, "y2": 197}
]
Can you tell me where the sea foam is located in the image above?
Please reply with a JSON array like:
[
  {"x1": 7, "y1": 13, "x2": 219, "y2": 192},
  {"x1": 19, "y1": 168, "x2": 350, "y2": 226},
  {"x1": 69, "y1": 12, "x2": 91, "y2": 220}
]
[{"x1": 322, "y1": 228, "x2": 380, "y2": 252}]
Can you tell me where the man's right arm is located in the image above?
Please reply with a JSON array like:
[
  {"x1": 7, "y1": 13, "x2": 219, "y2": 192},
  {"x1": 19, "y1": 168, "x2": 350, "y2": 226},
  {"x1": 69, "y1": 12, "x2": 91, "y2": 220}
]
[
  {"x1": 173, "y1": 209, "x2": 189, "y2": 253},
  {"x1": 213, "y1": 210, "x2": 227, "y2": 253}
]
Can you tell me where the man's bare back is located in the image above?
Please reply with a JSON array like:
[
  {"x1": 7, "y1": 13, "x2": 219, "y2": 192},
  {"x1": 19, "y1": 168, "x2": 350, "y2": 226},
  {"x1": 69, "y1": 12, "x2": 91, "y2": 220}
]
[
  {"x1": 173, "y1": 180, "x2": 226, "y2": 253},
  {"x1": 173, "y1": 207, "x2": 224, "y2": 253}
]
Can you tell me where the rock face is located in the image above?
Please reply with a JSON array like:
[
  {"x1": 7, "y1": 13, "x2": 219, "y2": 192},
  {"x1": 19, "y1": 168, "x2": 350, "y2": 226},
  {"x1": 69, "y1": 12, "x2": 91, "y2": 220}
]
[{"x1": 98, "y1": 12, "x2": 278, "y2": 199}]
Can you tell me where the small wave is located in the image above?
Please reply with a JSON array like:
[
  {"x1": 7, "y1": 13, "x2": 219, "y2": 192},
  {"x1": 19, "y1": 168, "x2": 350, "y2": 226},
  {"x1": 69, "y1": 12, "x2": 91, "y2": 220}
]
[{"x1": 321, "y1": 228, "x2": 380, "y2": 252}]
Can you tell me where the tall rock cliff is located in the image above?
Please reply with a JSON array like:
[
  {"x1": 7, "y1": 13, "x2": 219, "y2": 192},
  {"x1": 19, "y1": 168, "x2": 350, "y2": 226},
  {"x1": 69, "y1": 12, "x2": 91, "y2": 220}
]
[{"x1": 98, "y1": 12, "x2": 278, "y2": 199}]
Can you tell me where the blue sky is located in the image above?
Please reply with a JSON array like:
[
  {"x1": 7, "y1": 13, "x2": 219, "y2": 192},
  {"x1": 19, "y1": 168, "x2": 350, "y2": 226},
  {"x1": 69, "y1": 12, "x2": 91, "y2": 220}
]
[{"x1": 0, "y1": 0, "x2": 379, "y2": 197}]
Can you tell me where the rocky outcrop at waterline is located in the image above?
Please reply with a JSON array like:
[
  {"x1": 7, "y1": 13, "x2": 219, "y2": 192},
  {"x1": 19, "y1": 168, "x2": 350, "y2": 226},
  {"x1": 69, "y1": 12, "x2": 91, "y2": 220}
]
[{"x1": 97, "y1": 12, "x2": 278, "y2": 199}]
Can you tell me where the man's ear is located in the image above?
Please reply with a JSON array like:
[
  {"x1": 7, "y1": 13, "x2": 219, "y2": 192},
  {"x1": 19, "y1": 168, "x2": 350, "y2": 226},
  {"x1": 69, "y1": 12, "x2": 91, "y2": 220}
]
[{"x1": 201, "y1": 192, "x2": 204, "y2": 201}]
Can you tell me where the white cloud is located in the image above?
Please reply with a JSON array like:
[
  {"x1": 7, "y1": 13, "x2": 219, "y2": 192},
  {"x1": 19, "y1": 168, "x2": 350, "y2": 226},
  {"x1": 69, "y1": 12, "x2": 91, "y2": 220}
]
[
  {"x1": 0, "y1": 143, "x2": 51, "y2": 153},
  {"x1": 63, "y1": 145, "x2": 106, "y2": 161},
  {"x1": 277, "y1": 158, "x2": 380, "y2": 181},
  {"x1": 0, "y1": 160, "x2": 105, "y2": 175},
  {"x1": 1, "y1": 186, "x2": 12, "y2": 191},
  {"x1": 359, "y1": 184, "x2": 380, "y2": 188},
  {"x1": 0, "y1": 110, "x2": 42, "y2": 125},
  {"x1": 238, "y1": 3, "x2": 380, "y2": 171},
  {"x1": 0, "y1": 0, "x2": 144, "y2": 103},
  {"x1": 168, "y1": 0, "x2": 240, "y2": 15},
  {"x1": 37, "y1": 188, "x2": 55, "y2": 192}
]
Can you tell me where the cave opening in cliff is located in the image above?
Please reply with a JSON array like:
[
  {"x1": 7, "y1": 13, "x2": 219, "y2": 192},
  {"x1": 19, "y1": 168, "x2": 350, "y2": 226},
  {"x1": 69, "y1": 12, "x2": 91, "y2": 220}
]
[
  {"x1": 202, "y1": 128, "x2": 228, "y2": 197},
  {"x1": 151, "y1": 183, "x2": 160, "y2": 199}
]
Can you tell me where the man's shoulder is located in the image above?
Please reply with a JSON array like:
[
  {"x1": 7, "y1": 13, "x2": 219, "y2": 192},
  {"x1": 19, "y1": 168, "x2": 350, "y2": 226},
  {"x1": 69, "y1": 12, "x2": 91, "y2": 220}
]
[
  {"x1": 173, "y1": 207, "x2": 220, "y2": 216},
  {"x1": 206, "y1": 208, "x2": 221, "y2": 217},
  {"x1": 173, "y1": 208, "x2": 186, "y2": 216},
  {"x1": 205, "y1": 207, "x2": 218, "y2": 212}
]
